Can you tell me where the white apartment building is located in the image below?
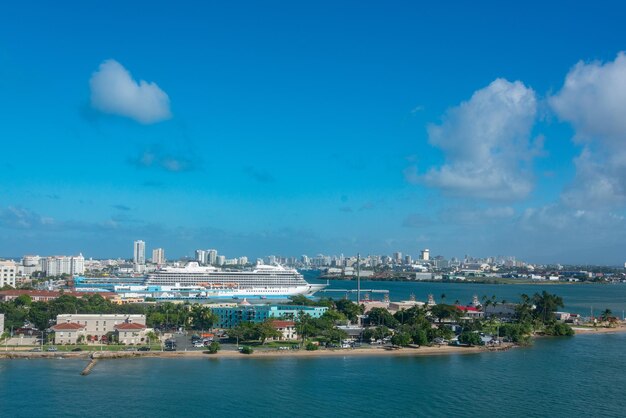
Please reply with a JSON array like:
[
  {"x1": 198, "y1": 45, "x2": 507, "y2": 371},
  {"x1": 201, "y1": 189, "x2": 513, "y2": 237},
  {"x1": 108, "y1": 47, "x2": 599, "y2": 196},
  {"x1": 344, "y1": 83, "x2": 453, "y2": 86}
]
[
  {"x1": 0, "y1": 260, "x2": 17, "y2": 287},
  {"x1": 42, "y1": 255, "x2": 85, "y2": 276},
  {"x1": 152, "y1": 248, "x2": 165, "y2": 265},
  {"x1": 195, "y1": 249, "x2": 207, "y2": 264},
  {"x1": 133, "y1": 240, "x2": 146, "y2": 265},
  {"x1": 207, "y1": 249, "x2": 217, "y2": 265}
]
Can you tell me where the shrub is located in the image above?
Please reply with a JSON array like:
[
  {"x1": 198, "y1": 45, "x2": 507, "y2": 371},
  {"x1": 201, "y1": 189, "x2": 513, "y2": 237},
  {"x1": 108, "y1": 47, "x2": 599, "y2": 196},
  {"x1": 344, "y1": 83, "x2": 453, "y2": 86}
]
[
  {"x1": 208, "y1": 342, "x2": 220, "y2": 354},
  {"x1": 458, "y1": 332, "x2": 483, "y2": 346},
  {"x1": 305, "y1": 342, "x2": 319, "y2": 351},
  {"x1": 241, "y1": 346, "x2": 254, "y2": 355}
]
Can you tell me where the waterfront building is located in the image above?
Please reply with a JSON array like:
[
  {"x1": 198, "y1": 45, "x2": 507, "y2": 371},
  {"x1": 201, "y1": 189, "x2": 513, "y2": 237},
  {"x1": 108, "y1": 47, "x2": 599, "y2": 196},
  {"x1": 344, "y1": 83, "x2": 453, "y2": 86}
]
[
  {"x1": 54, "y1": 314, "x2": 146, "y2": 343},
  {"x1": 269, "y1": 320, "x2": 298, "y2": 341},
  {"x1": 133, "y1": 240, "x2": 146, "y2": 265},
  {"x1": 211, "y1": 305, "x2": 328, "y2": 328},
  {"x1": 152, "y1": 248, "x2": 165, "y2": 265},
  {"x1": 50, "y1": 322, "x2": 86, "y2": 344},
  {"x1": 114, "y1": 322, "x2": 148, "y2": 345},
  {"x1": 0, "y1": 260, "x2": 17, "y2": 287}
]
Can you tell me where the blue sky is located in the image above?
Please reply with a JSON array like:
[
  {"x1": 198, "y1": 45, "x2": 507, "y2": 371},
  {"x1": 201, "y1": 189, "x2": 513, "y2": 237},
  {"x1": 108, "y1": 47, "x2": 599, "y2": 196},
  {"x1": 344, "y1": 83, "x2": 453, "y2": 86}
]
[{"x1": 1, "y1": 1, "x2": 626, "y2": 264}]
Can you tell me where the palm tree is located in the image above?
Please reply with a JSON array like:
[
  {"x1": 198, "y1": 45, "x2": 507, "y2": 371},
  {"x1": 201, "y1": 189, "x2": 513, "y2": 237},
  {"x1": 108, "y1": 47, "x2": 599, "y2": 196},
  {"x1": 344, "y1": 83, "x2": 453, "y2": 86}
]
[{"x1": 600, "y1": 309, "x2": 613, "y2": 323}]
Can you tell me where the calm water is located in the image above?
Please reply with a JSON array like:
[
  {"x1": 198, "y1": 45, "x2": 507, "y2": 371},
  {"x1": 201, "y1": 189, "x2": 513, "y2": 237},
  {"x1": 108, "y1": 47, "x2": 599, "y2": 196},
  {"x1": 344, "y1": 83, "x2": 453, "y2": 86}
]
[
  {"x1": 1, "y1": 334, "x2": 625, "y2": 417},
  {"x1": 309, "y1": 278, "x2": 626, "y2": 316}
]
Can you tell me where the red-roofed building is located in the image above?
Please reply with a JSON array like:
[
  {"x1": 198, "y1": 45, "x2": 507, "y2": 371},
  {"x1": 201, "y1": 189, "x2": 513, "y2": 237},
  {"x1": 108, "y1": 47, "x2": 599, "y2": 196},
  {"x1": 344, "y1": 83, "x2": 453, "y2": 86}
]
[
  {"x1": 114, "y1": 322, "x2": 147, "y2": 345},
  {"x1": 270, "y1": 320, "x2": 298, "y2": 341},
  {"x1": 51, "y1": 322, "x2": 86, "y2": 344},
  {"x1": 0, "y1": 289, "x2": 115, "y2": 302},
  {"x1": 454, "y1": 305, "x2": 484, "y2": 319}
]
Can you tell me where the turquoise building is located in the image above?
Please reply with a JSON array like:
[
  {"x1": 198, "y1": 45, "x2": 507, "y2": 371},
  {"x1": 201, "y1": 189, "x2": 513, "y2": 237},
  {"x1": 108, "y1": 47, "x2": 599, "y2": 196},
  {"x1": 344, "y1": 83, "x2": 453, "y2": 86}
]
[{"x1": 211, "y1": 305, "x2": 328, "y2": 328}]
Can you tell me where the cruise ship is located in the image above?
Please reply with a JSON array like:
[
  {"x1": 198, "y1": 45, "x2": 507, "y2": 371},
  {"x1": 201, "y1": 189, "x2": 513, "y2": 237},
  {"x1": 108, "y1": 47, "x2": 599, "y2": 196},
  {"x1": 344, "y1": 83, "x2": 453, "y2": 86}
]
[{"x1": 144, "y1": 262, "x2": 326, "y2": 298}]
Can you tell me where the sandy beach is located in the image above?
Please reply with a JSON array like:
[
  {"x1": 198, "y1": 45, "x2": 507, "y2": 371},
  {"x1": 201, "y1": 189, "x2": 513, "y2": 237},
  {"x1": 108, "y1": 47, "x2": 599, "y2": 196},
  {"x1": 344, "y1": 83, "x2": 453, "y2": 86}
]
[
  {"x1": 572, "y1": 325, "x2": 626, "y2": 335},
  {"x1": 0, "y1": 344, "x2": 502, "y2": 360}
]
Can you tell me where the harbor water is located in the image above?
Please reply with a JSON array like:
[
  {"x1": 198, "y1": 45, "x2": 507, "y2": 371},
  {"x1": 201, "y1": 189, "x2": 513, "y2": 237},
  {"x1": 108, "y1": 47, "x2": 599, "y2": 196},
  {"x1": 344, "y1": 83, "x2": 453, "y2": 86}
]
[{"x1": 1, "y1": 333, "x2": 625, "y2": 417}]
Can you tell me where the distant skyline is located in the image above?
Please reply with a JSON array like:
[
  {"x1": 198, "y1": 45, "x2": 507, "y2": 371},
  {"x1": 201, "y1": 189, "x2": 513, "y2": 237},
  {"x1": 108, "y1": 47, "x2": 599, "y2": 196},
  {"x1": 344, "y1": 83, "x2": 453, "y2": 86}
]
[{"x1": 2, "y1": 2, "x2": 626, "y2": 264}]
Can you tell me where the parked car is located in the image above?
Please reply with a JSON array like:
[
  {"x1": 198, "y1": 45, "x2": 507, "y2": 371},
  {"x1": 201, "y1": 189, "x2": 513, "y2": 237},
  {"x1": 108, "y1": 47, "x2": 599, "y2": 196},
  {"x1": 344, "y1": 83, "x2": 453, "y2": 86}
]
[
  {"x1": 193, "y1": 342, "x2": 204, "y2": 348},
  {"x1": 138, "y1": 346, "x2": 151, "y2": 351},
  {"x1": 30, "y1": 347, "x2": 42, "y2": 352},
  {"x1": 46, "y1": 346, "x2": 58, "y2": 352},
  {"x1": 71, "y1": 347, "x2": 83, "y2": 352}
]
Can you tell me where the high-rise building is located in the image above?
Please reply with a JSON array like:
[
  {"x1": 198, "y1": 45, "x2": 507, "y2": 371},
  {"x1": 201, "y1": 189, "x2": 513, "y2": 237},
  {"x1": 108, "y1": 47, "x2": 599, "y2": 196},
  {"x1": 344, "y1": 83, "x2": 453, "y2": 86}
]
[
  {"x1": 42, "y1": 255, "x2": 84, "y2": 276},
  {"x1": 404, "y1": 255, "x2": 412, "y2": 265},
  {"x1": 393, "y1": 252, "x2": 403, "y2": 263},
  {"x1": 216, "y1": 255, "x2": 226, "y2": 266},
  {"x1": 21, "y1": 255, "x2": 42, "y2": 276},
  {"x1": 152, "y1": 248, "x2": 165, "y2": 265},
  {"x1": 195, "y1": 249, "x2": 207, "y2": 264},
  {"x1": 0, "y1": 260, "x2": 17, "y2": 287},
  {"x1": 420, "y1": 249, "x2": 430, "y2": 261},
  {"x1": 133, "y1": 240, "x2": 146, "y2": 265},
  {"x1": 207, "y1": 249, "x2": 217, "y2": 265}
]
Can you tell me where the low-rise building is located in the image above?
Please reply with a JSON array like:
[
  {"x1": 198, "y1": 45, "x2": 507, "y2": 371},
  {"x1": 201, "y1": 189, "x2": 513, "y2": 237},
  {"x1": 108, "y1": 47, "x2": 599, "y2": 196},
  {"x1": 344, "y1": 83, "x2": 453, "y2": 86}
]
[
  {"x1": 484, "y1": 303, "x2": 518, "y2": 319},
  {"x1": 114, "y1": 322, "x2": 148, "y2": 345},
  {"x1": 55, "y1": 314, "x2": 146, "y2": 342},
  {"x1": 0, "y1": 290, "x2": 115, "y2": 302},
  {"x1": 270, "y1": 320, "x2": 298, "y2": 341},
  {"x1": 50, "y1": 322, "x2": 86, "y2": 344},
  {"x1": 388, "y1": 300, "x2": 425, "y2": 313},
  {"x1": 455, "y1": 305, "x2": 484, "y2": 319},
  {"x1": 211, "y1": 305, "x2": 327, "y2": 328}
]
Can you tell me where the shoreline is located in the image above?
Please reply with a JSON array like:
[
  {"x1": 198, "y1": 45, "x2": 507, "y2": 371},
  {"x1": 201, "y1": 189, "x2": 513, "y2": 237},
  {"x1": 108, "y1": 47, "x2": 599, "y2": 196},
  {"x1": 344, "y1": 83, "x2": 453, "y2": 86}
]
[
  {"x1": 1, "y1": 327, "x2": 623, "y2": 361},
  {"x1": 0, "y1": 344, "x2": 504, "y2": 360},
  {"x1": 572, "y1": 326, "x2": 626, "y2": 335}
]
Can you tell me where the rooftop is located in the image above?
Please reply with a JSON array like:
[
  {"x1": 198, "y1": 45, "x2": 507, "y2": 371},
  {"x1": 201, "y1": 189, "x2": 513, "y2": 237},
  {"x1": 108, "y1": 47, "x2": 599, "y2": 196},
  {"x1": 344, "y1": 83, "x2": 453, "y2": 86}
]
[{"x1": 51, "y1": 322, "x2": 86, "y2": 331}]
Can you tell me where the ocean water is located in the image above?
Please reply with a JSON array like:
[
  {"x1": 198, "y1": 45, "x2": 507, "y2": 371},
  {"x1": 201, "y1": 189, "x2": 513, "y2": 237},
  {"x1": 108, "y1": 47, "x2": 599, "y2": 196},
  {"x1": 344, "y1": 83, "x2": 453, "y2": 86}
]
[
  {"x1": 1, "y1": 333, "x2": 625, "y2": 417},
  {"x1": 311, "y1": 278, "x2": 626, "y2": 316}
]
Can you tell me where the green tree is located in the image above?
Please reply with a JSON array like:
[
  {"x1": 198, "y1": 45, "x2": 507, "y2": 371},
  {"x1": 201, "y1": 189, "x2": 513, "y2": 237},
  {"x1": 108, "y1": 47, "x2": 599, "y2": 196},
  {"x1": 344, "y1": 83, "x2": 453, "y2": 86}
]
[
  {"x1": 600, "y1": 309, "x2": 613, "y2": 322},
  {"x1": 367, "y1": 308, "x2": 399, "y2": 328},
  {"x1": 458, "y1": 332, "x2": 482, "y2": 346},
  {"x1": 207, "y1": 341, "x2": 220, "y2": 354},
  {"x1": 335, "y1": 299, "x2": 363, "y2": 322},
  {"x1": 391, "y1": 331, "x2": 412, "y2": 347},
  {"x1": 532, "y1": 291, "x2": 564, "y2": 323},
  {"x1": 430, "y1": 304, "x2": 461, "y2": 323}
]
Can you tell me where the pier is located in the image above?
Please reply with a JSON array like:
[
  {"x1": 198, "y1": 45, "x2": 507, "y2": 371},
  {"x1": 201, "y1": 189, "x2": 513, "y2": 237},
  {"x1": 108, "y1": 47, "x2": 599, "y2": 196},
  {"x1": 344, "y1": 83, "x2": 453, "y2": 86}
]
[{"x1": 80, "y1": 357, "x2": 98, "y2": 376}]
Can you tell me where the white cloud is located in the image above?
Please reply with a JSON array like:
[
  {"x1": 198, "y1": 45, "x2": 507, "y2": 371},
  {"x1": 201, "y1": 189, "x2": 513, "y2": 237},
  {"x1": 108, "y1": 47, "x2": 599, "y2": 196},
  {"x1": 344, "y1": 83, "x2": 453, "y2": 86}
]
[
  {"x1": 550, "y1": 52, "x2": 626, "y2": 144},
  {"x1": 550, "y1": 52, "x2": 626, "y2": 208},
  {"x1": 90, "y1": 59, "x2": 171, "y2": 124},
  {"x1": 414, "y1": 78, "x2": 539, "y2": 200}
]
